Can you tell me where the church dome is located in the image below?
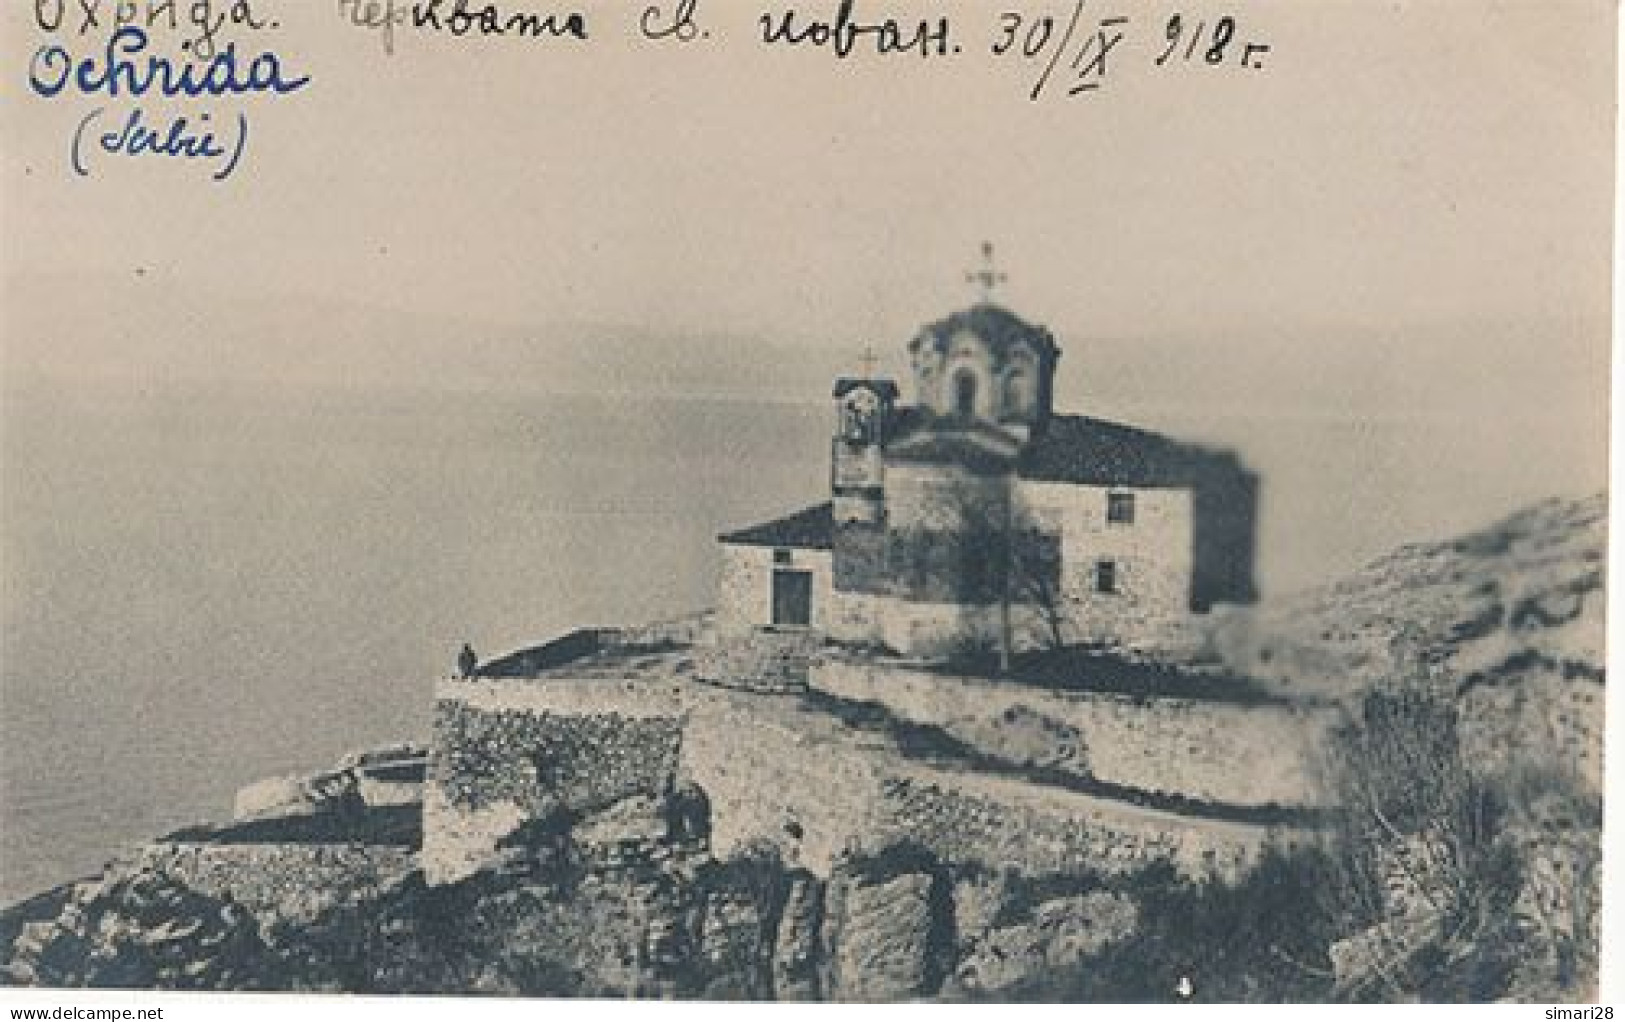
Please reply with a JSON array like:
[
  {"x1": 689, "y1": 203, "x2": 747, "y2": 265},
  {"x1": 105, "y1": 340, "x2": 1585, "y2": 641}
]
[
  {"x1": 906, "y1": 303, "x2": 1061, "y2": 427},
  {"x1": 908, "y1": 303, "x2": 1061, "y2": 363}
]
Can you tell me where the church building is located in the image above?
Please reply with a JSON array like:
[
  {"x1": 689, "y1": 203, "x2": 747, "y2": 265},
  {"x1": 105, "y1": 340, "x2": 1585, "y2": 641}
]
[{"x1": 716, "y1": 250, "x2": 1259, "y2": 658}]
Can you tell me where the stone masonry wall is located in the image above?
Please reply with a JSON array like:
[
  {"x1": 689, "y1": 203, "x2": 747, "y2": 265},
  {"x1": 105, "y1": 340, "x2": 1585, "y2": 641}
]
[
  {"x1": 679, "y1": 696, "x2": 888, "y2": 875},
  {"x1": 871, "y1": 772, "x2": 1305, "y2": 883},
  {"x1": 423, "y1": 680, "x2": 687, "y2": 883},
  {"x1": 426, "y1": 672, "x2": 1311, "y2": 888},
  {"x1": 694, "y1": 630, "x2": 824, "y2": 692},
  {"x1": 717, "y1": 544, "x2": 833, "y2": 636},
  {"x1": 1019, "y1": 480, "x2": 1194, "y2": 646},
  {"x1": 810, "y1": 659, "x2": 1333, "y2": 807}
]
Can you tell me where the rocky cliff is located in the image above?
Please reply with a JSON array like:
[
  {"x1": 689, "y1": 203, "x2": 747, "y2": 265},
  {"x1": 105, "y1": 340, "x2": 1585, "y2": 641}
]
[
  {"x1": 1229, "y1": 492, "x2": 1605, "y2": 794},
  {"x1": 0, "y1": 778, "x2": 1329, "y2": 1000},
  {"x1": 1235, "y1": 493, "x2": 1606, "y2": 1000}
]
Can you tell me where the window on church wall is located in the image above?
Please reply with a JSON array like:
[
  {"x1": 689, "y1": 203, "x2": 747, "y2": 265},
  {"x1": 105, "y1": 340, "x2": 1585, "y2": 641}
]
[
  {"x1": 1095, "y1": 559, "x2": 1119, "y2": 594},
  {"x1": 953, "y1": 370, "x2": 977, "y2": 418},
  {"x1": 1003, "y1": 370, "x2": 1032, "y2": 418},
  {"x1": 1107, "y1": 492, "x2": 1136, "y2": 525}
]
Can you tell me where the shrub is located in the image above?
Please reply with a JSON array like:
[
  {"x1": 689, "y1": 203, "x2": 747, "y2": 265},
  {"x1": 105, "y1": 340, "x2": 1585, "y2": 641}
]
[
  {"x1": 995, "y1": 847, "x2": 1338, "y2": 1002},
  {"x1": 1315, "y1": 686, "x2": 1529, "y2": 1001}
]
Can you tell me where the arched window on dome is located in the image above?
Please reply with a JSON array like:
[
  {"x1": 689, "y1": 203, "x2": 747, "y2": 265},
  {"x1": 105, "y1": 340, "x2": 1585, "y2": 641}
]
[
  {"x1": 1003, "y1": 369, "x2": 1033, "y2": 419},
  {"x1": 952, "y1": 370, "x2": 977, "y2": 419}
]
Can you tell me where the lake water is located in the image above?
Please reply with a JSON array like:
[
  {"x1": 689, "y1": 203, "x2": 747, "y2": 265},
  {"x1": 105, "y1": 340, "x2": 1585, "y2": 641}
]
[
  {"x1": 0, "y1": 375, "x2": 1601, "y2": 904},
  {"x1": 0, "y1": 380, "x2": 832, "y2": 903}
]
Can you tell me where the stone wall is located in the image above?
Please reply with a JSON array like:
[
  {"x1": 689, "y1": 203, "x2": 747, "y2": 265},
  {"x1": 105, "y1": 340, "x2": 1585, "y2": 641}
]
[
  {"x1": 435, "y1": 701, "x2": 682, "y2": 815},
  {"x1": 426, "y1": 678, "x2": 889, "y2": 880},
  {"x1": 679, "y1": 696, "x2": 889, "y2": 875},
  {"x1": 612, "y1": 612, "x2": 715, "y2": 648},
  {"x1": 870, "y1": 773, "x2": 1303, "y2": 883},
  {"x1": 826, "y1": 590, "x2": 885, "y2": 645},
  {"x1": 426, "y1": 671, "x2": 1314, "y2": 889},
  {"x1": 1019, "y1": 480, "x2": 1194, "y2": 645},
  {"x1": 423, "y1": 682, "x2": 687, "y2": 883},
  {"x1": 809, "y1": 659, "x2": 1333, "y2": 807},
  {"x1": 717, "y1": 544, "x2": 833, "y2": 636},
  {"x1": 694, "y1": 630, "x2": 823, "y2": 692},
  {"x1": 121, "y1": 842, "x2": 416, "y2": 929},
  {"x1": 831, "y1": 520, "x2": 888, "y2": 597}
]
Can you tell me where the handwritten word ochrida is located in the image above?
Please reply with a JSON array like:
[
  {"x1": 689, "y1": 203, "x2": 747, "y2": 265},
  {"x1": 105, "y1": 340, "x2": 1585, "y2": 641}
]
[{"x1": 29, "y1": 25, "x2": 309, "y2": 98}]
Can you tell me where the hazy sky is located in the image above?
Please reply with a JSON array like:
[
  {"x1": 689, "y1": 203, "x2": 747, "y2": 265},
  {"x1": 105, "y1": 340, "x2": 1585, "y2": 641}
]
[{"x1": 2, "y1": 0, "x2": 1614, "y2": 562}]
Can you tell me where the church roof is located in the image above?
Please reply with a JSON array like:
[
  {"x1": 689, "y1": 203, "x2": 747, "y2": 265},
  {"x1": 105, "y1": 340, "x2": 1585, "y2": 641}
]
[
  {"x1": 833, "y1": 378, "x2": 900, "y2": 401},
  {"x1": 909, "y1": 302, "x2": 1061, "y2": 360},
  {"x1": 1018, "y1": 414, "x2": 1247, "y2": 488},
  {"x1": 718, "y1": 502, "x2": 833, "y2": 550}
]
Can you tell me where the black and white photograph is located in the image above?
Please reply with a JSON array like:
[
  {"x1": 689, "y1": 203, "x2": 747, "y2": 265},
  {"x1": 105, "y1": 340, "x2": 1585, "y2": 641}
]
[{"x1": 0, "y1": 0, "x2": 1615, "y2": 1007}]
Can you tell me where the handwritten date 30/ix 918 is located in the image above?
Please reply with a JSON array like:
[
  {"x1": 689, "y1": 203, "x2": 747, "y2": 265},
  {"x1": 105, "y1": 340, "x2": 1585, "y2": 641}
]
[{"x1": 990, "y1": 5, "x2": 1269, "y2": 100}]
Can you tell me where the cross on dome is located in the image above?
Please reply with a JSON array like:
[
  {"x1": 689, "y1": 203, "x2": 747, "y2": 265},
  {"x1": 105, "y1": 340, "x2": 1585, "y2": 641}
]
[{"x1": 965, "y1": 241, "x2": 1008, "y2": 303}]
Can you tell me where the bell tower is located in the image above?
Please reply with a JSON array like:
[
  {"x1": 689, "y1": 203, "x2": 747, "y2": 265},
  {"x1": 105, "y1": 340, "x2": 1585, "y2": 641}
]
[{"x1": 830, "y1": 353, "x2": 897, "y2": 525}]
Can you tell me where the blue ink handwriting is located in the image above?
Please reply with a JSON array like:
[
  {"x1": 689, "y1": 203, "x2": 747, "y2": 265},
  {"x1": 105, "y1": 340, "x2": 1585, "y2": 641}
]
[
  {"x1": 30, "y1": 25, "x2": 309, "y2": 100},
  {"x1": 71, "y1": 105, "x2": 249, "y2": 181}
]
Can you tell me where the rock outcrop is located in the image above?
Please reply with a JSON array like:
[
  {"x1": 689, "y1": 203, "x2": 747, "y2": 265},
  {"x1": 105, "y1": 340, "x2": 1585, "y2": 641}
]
[
  {"x1": 951, "y1": 891, "x2": 1138, "y2": 997},
  {"x1": 4, "y1": 870, "x2": 279, "y2": 990},
  {"x1": 1229, "y1": 494, "x2": 1604, "y2": 794},
  {"x1": 823, "y1": 862, "x2": 946, "y2": 1000}
]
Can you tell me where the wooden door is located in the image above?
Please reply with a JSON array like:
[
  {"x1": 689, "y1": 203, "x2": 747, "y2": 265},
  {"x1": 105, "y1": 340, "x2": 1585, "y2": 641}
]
[{"x1": 771, "y1": 569, "x2": 812, "y2": 627}]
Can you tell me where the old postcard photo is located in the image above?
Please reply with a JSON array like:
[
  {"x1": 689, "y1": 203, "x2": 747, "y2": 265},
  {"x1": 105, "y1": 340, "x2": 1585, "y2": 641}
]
[{"x1": 0, "y1": 0, "x2": 1614, "y2": 1006}]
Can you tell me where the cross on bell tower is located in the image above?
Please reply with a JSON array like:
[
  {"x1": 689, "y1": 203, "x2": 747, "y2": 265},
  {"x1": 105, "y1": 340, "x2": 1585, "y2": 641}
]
[
  {"x1": 965, "y1": 241, "x2": 1007, "y2": 303},
  {"x1": 857, "y1": 344, "x2": 879, "y2": 378}
]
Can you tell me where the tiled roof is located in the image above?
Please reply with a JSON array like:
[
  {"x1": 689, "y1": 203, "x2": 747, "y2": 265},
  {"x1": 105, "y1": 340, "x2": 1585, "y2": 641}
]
[
  {"x1": 719, "y1": 502, "x2": 833, "y2": 550},
  {"x1": 1018, "y1": 414, "x2": 1245, "y2": 488},
  {"x1": 910, "y1": 303, "x2": 1061, "y2": 360}
]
